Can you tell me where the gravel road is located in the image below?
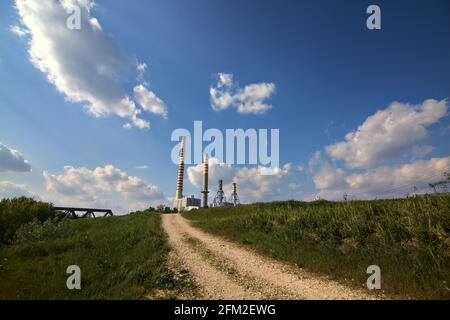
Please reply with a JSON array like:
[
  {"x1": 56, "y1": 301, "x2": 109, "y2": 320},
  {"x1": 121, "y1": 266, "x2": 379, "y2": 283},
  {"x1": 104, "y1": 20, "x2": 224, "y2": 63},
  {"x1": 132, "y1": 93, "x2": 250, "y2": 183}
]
[{"x1": 161, "y1": 213, "x2": 382, "y2": 300}]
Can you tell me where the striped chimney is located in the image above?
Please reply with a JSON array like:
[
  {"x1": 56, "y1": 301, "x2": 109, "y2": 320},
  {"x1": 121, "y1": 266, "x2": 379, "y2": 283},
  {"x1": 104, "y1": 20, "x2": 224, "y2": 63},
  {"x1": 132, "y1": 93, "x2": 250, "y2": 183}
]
[
  {"x1": 201, "y1": 153, "x2": 209, "y2": 208},
  {"x1": 175, "y1": 137, "x2": 185, "y2": 200}
]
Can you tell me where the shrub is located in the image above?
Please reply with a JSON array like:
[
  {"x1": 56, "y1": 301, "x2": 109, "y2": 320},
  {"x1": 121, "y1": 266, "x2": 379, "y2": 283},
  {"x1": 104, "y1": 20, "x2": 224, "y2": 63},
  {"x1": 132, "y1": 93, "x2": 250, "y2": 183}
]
[
  {"x1": 14, "y1": 219, "x2": 69, "y2": 244},
  {"x1": 0, "y1": 197, "x2": 56, "y2": 244}
]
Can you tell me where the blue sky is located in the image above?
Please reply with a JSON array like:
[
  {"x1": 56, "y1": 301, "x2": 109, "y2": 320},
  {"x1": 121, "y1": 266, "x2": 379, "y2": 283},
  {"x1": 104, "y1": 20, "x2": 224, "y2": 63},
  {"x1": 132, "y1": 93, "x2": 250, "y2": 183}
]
[{"x1": 1, "y1": 0, "x2": 449, "y2": 212}]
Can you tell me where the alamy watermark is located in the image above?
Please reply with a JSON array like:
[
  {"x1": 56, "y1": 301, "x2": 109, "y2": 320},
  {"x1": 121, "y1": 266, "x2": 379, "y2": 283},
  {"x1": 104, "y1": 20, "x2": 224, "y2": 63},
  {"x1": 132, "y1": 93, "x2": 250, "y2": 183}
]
[
  {"x1": 66, "y1": 4, "x2": 81, "y2": 30},
  {"x1": 171, "y1": 121, "x2": 279, "y2": 175},
  {"x1": 366, "y1": 5, "x2": 381, "y2": 30},
  {"x1": 366, "y1": 265, "x2": 381, "y2": 290},
  {"x1": 66, "y1": 265, "x2": 81, "y2": 290}
]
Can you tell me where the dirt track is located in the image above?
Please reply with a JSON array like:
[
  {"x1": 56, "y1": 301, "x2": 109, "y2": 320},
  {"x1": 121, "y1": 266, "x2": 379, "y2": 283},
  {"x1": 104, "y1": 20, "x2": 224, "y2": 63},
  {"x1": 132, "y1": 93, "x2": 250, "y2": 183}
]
[{"x1": 161, "y1": 214, "x2": 382, "y2": 300}]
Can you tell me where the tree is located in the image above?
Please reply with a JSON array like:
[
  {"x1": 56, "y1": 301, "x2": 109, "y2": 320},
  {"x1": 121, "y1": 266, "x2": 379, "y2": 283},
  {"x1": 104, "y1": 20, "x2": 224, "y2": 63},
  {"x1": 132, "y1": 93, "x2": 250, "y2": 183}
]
[{"x1": 0, "y1": 197, "x2": 56, "y2": 244}]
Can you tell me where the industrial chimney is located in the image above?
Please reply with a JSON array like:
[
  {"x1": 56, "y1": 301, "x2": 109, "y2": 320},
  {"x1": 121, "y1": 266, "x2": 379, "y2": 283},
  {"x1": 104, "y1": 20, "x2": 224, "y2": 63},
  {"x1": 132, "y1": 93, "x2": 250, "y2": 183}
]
[
  {"x1": 230, "y1": 182, "x2": 240, "y2": 206},
  {"x1": 175, "y1": 137, "x2": 185, "y2": 200},
  {"x1": 201, "y1": 153, "x2": 209, "y2": 208},
  {"x1": 212, "y1": 179, "x2": 225, "y2": 207},
  {"x1": 218, "y1": 179, "x2": 224, "y2": 202}
]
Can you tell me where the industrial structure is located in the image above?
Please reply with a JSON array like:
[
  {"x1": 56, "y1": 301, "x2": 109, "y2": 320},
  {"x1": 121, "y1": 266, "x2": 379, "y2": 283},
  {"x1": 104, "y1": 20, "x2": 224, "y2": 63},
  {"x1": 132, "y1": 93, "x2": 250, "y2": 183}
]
[
  {"x1": 201, "y1": 153, "x2": 209, "y2": 208},
  {"x1": 230, "y1": 182, "x2": 240, "y2": 206},
  {"x1": 212, "y1": 179, "x2": 228, "y2": 207},
  {"x1": 211, "y1": 179, "x2": 240, "y2": 207},
  {"x1": 173, "y1": 137, "x2": 201, "y2": 212},
  {"x1": 173, "y1": 137, "x2": 240, "y2": 212}
]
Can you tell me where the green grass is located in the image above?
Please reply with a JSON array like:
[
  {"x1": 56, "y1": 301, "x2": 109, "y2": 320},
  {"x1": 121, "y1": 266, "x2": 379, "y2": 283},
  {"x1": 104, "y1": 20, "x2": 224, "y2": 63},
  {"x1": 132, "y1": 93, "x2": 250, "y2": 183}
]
[
  {"x1": 184, "y1": 195, "x2": 450, "y2": 299},
  {"x1": 0, "y1": 213, "x2": 188, "y2": 300}
]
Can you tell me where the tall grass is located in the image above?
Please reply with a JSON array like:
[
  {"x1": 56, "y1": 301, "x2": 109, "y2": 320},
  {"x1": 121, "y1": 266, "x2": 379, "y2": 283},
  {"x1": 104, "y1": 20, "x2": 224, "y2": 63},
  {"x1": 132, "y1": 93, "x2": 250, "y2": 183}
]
[
  {"x1": 0, "y1": 213, "x2": 185, "y2": 300},
  {"x1": 185, "y1": 195, "x2": 450, "y2": 299}
]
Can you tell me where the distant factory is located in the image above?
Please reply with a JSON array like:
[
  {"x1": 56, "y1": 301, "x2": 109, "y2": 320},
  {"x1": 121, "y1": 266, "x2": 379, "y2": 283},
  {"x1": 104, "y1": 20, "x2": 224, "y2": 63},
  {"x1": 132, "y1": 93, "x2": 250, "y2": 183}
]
[{"x1": 173, "y1": 137, "x2": 240, "y2": 212}]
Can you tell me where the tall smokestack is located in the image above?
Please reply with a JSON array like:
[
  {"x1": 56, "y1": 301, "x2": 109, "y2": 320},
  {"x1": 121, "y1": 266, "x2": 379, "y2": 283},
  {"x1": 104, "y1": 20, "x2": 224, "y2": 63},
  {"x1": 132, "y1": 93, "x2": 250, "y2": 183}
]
[
  {"x1": 230, "y1": 182, "x2": 240, "y2": 206},
  {"x1": 201, "y1": 153, "x2": 209, "y2": 208},
  {"x1": 175, "y1": 137, "x2": 185, "y2": 200},
  {"x1": 218, "y1": 179, "x2": 224, "y2": 203}
]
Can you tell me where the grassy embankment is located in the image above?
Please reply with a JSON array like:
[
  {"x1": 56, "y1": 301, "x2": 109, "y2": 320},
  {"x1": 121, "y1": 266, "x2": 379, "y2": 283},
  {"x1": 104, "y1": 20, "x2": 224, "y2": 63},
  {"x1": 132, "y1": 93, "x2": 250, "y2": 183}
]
[
  {"x1": 0, "y1": 198, "x2": 191, "y2": 299},
  {"x1": 184, "y1": 195, "x2": 450, "y2": 299}
]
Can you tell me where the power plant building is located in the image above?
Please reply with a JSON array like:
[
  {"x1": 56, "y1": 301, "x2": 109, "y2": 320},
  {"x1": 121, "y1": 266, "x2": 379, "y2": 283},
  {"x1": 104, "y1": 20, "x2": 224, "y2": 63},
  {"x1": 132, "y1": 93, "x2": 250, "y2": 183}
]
[
  {"x1": 172, "y1": 137, "x2": 240, "y2": 212},
  {"x1": 174, "y1": 195, "x2": 201, "y2": 212}
]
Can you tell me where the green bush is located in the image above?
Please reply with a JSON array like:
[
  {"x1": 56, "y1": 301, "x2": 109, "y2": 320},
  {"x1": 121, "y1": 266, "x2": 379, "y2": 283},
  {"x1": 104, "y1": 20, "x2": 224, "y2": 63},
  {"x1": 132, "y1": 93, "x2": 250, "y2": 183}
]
[
  {"x1": 14, "y1": 219, "x2": 69, "y2": 244},
  {"x1": 0, "y1": 197, "x2": 56, "y2": 244}
]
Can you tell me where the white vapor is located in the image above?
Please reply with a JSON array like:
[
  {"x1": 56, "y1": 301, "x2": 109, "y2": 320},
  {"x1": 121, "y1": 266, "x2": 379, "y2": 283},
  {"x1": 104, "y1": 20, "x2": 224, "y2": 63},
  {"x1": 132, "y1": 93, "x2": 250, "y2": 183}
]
[
  {"x1": 210, "y1": 73, "x2": 276, "y2": 115},
  {"x1": 13, "y1": 0, "x2": 167, "y2": 129}
]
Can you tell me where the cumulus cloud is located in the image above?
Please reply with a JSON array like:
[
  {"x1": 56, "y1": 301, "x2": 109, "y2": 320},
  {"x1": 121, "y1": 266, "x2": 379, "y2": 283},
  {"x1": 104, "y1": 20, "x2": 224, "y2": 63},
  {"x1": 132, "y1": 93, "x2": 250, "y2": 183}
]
[
  {"x1": 133, "y1": 84, "x2": 168, "y2": 119},
  {"x1": 10, "y1": 25, "x2": 28, "y2": 37},
  {"x1": 187, "y1": 157, "x2": 234, "y2": 188},
  {"x1": 43, "y1": 165, "x2": 165, "y2": 213},
  {"x1": 210, "y1": 73, "x2": 276, "y2": 115},
  {"x1": 234, "y1": 164, "x2": 291, "y2": 202},
  {"x1": 0, "y1": 181, "x2": 35, "y2": 199},
  {"x1": 0, "y1": 143, "x2": 31, "y2": 173},
  {"x1": 326, "y1": 99, "x2": 448, "y2": 169},
  {"x1": 187, "y1": 159, "x2": 291, "y2": 203},
  {"x1": 313, "y1": 164, "x2": 347, "y2": 190},
  {"x1": 312, "y1": 157, "x2": 450, "y2": 200},
  {"x1": 13, "y1": 0, "x2": 166, "y2": 129}
]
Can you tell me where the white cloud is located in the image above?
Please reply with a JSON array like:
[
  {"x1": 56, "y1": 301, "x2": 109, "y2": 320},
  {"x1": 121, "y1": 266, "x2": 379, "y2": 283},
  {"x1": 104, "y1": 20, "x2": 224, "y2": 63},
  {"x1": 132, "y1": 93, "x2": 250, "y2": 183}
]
[
  {"x1": 313, "y1": 164, "x2": 346, "y2": 190},
  {"x1": 122, "y1": 123, "x2": 132, "y2": 130},
  {"x1": 187, "y1": 159, "x2": 291, "y2": 203},
  {"x1": 43, "y1": 165, "x2": 165, "y2": 213},
  {"x1": 0, "y1": 143, "x2": 31, "y2": 173},
  {"x1": 133, "y1": 84, "x2": 168, "y2": 119},
  {"x1": 135, "y1": 165, "x2": 150, "y2": 170},
  {"x1": 308, "y1": 150, "x2": 322, "y2": 172},
  {"x1": 326, "y1": 99, "x2": 448, "y2": 169},
  {"x1": 312, "y1": 157, "x2": 450, "y2": 200},
  {"x1": 0, "y1": 181, "x2": 35, "y2": 199},
  {"x1": 233, "y1": 164, "x2": 291, "y2": 202},
  {"x1": 210, "y1": 73, "x2": 276, "y2": 115},
  {"x1": 10, "y1": 25, "x2": 28, "y2": 37},
  {"x1": 136, "y1": 62, "x2": 147, "y2": 80},
  {"x1": 187, "y1": 157, "x2": 234, "y2": 188},
  {"x1": 13, "y1": 0, "x2": 166, "y2": 129}
]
